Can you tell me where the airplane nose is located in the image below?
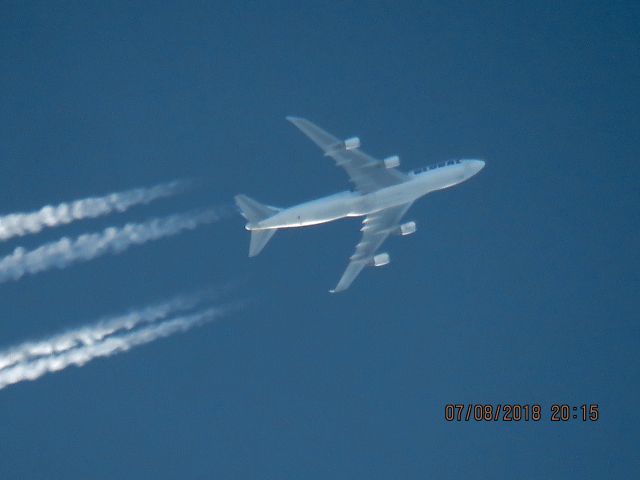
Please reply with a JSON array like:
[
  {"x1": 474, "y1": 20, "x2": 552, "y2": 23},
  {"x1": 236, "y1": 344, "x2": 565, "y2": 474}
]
[{"x1": 465, "y1": 159, "x2": 485, "y2": 175}]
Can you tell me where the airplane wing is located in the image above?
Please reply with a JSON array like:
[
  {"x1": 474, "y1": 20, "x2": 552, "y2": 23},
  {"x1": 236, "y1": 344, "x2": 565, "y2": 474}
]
[
  {"x1": 286, "y1": 116, "x2": 408, "y2": 193},
  {"x1": 331, "y1": 202, "x2": 413, "y2": 292}
]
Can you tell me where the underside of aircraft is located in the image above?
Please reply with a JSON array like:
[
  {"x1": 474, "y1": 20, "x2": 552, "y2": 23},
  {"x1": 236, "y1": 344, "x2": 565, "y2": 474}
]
[{"x1": 236, "y1": 117, "x2": 485, "y2": 292}]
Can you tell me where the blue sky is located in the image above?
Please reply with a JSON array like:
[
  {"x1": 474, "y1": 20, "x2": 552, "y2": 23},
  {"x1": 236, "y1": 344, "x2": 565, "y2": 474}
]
[{"x1": 0, "y1": 1, "x2": 638, "y2": 478}]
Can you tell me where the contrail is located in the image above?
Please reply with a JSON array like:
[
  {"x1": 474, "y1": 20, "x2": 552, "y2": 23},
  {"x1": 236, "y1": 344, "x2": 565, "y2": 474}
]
[
  {"x1": 0, "y1": 207, "x2": 229, "y2": 283},
  {"x1": 0, "y1": 290, "x2": 217, "y2": 370},
  {"x1": 0, "y1": 306, "x2": 228, "y2": 390},
  {"x1": 0, "y1": 180, "x2": 190, "y2": 242}
]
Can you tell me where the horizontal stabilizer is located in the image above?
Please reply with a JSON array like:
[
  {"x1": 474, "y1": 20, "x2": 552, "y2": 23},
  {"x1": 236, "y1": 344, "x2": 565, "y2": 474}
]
[
  {"x1": 234, "y1": 194, "x2": 280, "y2": 224},
  {"x1": 249, "y1": 228, "x2": 277, "y2": 257},
  {"x1": 235, "y1": 194, "x2": 280, "y2": 256}
]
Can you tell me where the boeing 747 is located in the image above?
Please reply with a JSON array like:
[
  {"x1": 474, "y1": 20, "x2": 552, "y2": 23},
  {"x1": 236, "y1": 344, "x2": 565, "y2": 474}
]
[{"x1": 235, "y1": 117, "x2": 485, "y2": 292}]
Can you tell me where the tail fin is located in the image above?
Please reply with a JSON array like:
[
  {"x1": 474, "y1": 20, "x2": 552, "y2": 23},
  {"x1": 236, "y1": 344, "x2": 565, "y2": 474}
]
[{"x1": 234, "y1": 194, "x2": 280, "y2": 257}]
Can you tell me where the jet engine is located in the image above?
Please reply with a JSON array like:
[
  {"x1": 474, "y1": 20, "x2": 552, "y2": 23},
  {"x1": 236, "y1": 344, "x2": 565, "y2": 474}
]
[
  {"x1": 370, "y1": 252, "x2": 390, "y2": 267},
  {"x1": 397, "y1": 221, "x2": 416, "y2": 236},
  {"x1": 344, "y1": 137, "x2": 360, "y2": 150},
  {"x1": 383, "y1": 155, "x2": 400, "y2": 169}
]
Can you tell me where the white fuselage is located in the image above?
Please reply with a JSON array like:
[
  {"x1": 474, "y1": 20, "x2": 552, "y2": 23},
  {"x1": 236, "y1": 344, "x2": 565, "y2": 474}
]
[{"x1": 249, "y1": 159, "x2": 484, "y2": 230}]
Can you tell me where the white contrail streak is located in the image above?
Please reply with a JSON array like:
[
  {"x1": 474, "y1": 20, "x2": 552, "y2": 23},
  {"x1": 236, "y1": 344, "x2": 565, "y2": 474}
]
[
  {"x1": 0, "y1": 207, "x2": 228, "y2": 283},
  {"x1": 0, "y1": 306, "x2": 226, "y2": 390},
  {"x1": 0, "y1": 290, "x2": 215, "y2": 371},
  {"x1": 0, "y1": 180, "x2": 189, "y2": 242}
]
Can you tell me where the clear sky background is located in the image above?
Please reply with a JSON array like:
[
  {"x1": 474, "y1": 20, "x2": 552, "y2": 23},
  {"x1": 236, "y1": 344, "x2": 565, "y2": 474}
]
[{"x1": 1, "y1": 1, "x2": 638, "y2": 478}]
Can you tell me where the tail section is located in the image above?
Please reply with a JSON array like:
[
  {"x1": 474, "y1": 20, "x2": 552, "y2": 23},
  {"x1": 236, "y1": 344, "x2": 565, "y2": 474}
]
[
  {"x1": 234, "y1": 194, "x2": 280, "y2": 257},
  {"x1": 248, "y1": 229, "x2": 277, "y2": 257},
  {"x1": 235, "y1": 194, "x2": 279, "y2": 225}
]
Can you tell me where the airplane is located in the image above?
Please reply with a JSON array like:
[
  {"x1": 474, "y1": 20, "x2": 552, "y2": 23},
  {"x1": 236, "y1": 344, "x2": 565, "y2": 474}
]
[{"x1": 235, "y1": 116, "x2": 485, "y2": 292}]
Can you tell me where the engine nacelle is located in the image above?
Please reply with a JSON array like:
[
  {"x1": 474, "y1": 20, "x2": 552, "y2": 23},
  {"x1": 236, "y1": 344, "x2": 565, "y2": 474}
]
[
  {"x1": 370, "y1": 252, "x2": 390, "y2": 267},
  {"x1": 398, "y1": 221, "x2": 416, "y2": 236},
  {"x1": 383, "y1": 155, "x2": 400, "y2": 169},
  {"x1": 344, "y1": 137, "x2": 360, "y2": 150}
]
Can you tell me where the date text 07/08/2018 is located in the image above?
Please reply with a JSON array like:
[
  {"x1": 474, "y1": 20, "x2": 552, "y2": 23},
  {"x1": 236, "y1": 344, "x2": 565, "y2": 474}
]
[{"x1": 444, "y1": 404, "x2": 599, "y2": 422}]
